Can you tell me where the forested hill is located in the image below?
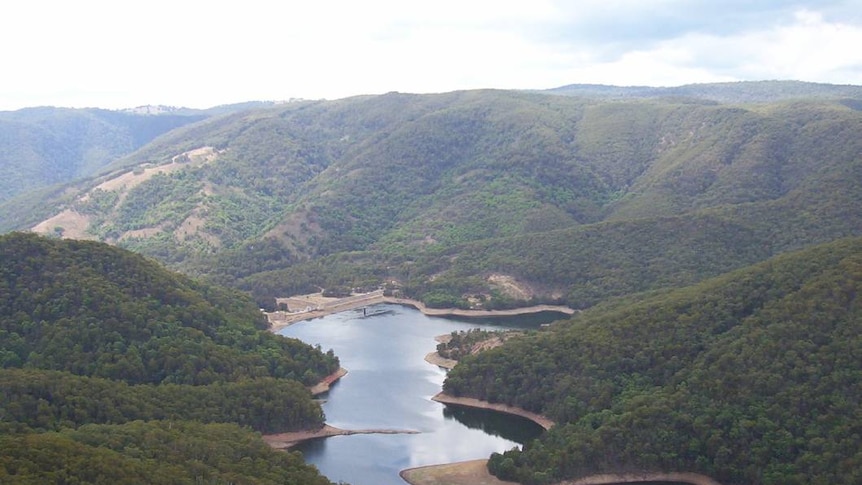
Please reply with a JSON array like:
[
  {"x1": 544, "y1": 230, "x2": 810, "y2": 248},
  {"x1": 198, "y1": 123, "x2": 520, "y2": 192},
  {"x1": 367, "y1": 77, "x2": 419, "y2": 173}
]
[
  {"x1": 11, "y1": 82, "x2": 862, "y2": 312},
  {"x1": 0, "y1": 101, "x2": 284, "y2": 213},
  {"x1": 0, "y1": 107, "x2": 209, "y2": 204},
  {"x1": 0, "y1": 232, "x2": 339, "y2": 484},
  {"x1": 544, "y1": 80, "x2": 862, "y2": 103},
  {"x1": 443, "y1": 237, "x2": 862, "y2": 485}
]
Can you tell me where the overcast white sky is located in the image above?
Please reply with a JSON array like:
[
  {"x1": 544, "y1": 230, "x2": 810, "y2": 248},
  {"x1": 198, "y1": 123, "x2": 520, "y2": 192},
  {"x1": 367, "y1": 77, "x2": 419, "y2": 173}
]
[{"x1": 2, "y1": 0, "x2": 862, "y2": 110}]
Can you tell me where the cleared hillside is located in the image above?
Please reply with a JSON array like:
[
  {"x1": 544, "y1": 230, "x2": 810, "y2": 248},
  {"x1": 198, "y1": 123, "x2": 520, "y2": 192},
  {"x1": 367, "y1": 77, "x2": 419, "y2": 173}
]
[{"x1": 0, "y1": 107, "x2": 208, "y2": 203}]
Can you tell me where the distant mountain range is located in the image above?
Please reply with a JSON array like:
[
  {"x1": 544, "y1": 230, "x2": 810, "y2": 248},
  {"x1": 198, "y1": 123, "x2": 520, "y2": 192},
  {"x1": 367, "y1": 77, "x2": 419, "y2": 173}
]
[
  {"x1": 2, "y1": 80, "x2": 861, "y2": 484},
  {"x1": 543, "y1": 79, "x2": 862, "y2": 103},
  {"x1": 2, "y1": 80, "x2": 861, "y2": 310},
  {"x1": 0, "y1": 101, "x2": 286, "y2": 205}
]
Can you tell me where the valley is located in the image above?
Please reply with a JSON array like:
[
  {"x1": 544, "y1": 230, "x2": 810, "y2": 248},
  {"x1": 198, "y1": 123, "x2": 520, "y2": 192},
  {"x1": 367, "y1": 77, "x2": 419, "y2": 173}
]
[{"x1": 1, "y1": 81, "x2": 861, "y2": 484}]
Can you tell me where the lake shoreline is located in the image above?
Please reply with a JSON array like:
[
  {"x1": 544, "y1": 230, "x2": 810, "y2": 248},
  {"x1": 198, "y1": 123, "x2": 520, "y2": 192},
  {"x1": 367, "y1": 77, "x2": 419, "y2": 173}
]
[
  {"x1": 425, "y1": 351, "x2": 458, "y2": 369},
  {"x1": 400, "y1": 459, "x2": 518, "y2": 485},
  {"x1": 308, "y1": 367, "x2": 348, "y2": 396},
  {"x1": 386, "y1": 297, "x2": 575, "y2": 320},
  {"x1": 262, "y1": 424, "x2": 420, "y2": 450},
  {"x1": 432, "y1": 392, "x2": 555, "y2": 431},
  {"x1": 268, "y1": 293, "x2": 575, "y2": 332},
  {"x1": 270, "y1": 300, "x2": 564, "y2": 482},
  {"x1": 272, "y1": 299, "x2": 720, "y2": 485},
  {"x1": 400, "y1": 460, "x2": 725, "y2": 485}
]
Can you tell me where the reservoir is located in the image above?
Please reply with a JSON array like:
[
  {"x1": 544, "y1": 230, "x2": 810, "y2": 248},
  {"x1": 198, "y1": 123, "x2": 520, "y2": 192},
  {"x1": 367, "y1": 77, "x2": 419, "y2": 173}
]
[{"x1": 278, "y1": 303, "x2": 561, "y2": 485}]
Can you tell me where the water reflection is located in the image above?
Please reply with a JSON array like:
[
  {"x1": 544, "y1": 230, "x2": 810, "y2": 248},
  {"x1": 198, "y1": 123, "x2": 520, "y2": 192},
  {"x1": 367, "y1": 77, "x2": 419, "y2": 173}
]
[
  {"x1": 283, "y1": 304, "x2": 554, "y2": 485},
  {"x1": 441, "y1": 310, "x2": 569, "y2": 328},
  {"x1": 442, "y1": 405, "x2": 545, "y2": 444}
]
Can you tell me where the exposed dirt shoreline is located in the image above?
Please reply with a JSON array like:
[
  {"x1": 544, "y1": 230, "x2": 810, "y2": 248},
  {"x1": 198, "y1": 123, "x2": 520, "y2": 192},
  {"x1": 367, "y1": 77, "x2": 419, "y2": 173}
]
[
  {"x1": 425, "y1": 351, "x2": 458, "y2": 369},
  {"x1": 400, "y1": 459, "x2": 518, "y2": 485},
  {"x1": 399, "y1": 460, "x2": 724, "y2": 485},
  {"x1": 268, "y1": 293, "x2": 575, "y2": 332},
  {"x1": 308, "y1": 367, "x2": 348, "y2": 396},
  {"x1": 270, "y1": 297, "x2": 722, "y2": 485},
  {"x1": 262, "y1": 424, "x2": 419, "y2": 450},
  {"x1": 432, "y1": 392, "x2": 555, "y2": 431}
]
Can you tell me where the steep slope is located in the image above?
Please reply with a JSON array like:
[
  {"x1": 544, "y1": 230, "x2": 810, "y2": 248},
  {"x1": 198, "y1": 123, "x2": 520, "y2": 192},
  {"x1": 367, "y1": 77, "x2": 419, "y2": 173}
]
[
  {"x1": 443, "y1": 237, "x2": 862, "y2": 485},
  {"x1": 0, "y1": 232, "x2": 338, "y2": 386},
  {"x1": 13, "y1": 85, "x2": 862, "y2": 310},
  {"x1": 0, "y1": 421, "x2": 335, "y2": 485},
  {"x1": 0, "y1": 107, "x2": 207, "y2": 203},
  {"x1": 0, "y1": 232, "x2": 339, "y2": 483},
  {"x1": 0, "y1": 101, "x2": 284, "y2": 207}
]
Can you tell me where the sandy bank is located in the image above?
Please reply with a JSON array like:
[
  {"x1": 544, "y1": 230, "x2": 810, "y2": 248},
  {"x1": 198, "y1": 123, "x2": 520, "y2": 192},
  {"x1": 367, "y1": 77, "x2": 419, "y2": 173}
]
[
  {"x1": 309, "y1": 367, "x2": 348, "y2": 396},
  {"x1": 432, "y1": 392, "x2": 555, "y2": 430},
  {"x1": 401, "y1": 459, "x2": 518, "y2": 485},
  {"x1": 425, "y1": 351, "x2": 458, "y2": 369},
  {"x1": 263, "y1": 425, "x2": 419, "y2": 450}
]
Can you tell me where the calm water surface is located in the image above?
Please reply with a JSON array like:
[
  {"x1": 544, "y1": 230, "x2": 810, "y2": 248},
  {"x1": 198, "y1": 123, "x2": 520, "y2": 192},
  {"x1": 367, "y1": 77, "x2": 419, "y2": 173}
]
[{"x1": 279, "y1": 304, "x2": 562, "y2": 485}]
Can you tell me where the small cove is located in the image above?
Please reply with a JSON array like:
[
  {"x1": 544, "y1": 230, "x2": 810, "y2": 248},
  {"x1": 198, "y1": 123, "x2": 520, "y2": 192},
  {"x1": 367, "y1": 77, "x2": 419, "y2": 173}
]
[{"x1": 279, "y1": 303, "x2": 564, "y2": 485}]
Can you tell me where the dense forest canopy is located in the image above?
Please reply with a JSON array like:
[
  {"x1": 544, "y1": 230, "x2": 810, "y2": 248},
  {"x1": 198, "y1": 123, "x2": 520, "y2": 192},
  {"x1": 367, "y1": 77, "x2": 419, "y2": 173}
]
[
  {"x1": 444, "y1": 237, "x2": 862, "y2": 485},
  {"x1": 0, "y1": 232, "x2": 338, "y2": 386},
  {"x1": 1, "y1": 81, "x2": 861, "y2": 484},
  {"x1": 4, "y1": 83, "x2": 858, "y2": 314},
  {"x1": 0, "y1": 421, "x2": 335, "y2": 485},
  {"x1": 0, "y1": 233, "x2": 339, "y2": 483}
]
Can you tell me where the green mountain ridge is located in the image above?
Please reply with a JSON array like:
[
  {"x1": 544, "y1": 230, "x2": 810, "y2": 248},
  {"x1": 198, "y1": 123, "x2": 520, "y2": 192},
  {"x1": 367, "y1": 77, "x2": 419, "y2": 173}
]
[
  {"x1": 0, "y1": 107, "x2": 206, "y2": 204},
  {"x1": 0, "y1": 232, "x2": 338, "y2": 483},
  {"x1": 445, "y1": 237, "x2": 862, "y2": 485},
  {"x1": 0, "y1": 81, "x2": 860, "y2": 484},
  {"x1": 7, "y1": 84, "x2": 861, "y2": 311},
  {"x1": 0, "y1": 102, "x2": 285, "y2": 206},
  {"x1": 544, "y1": 79, "x2": 862, "y2": 103}
]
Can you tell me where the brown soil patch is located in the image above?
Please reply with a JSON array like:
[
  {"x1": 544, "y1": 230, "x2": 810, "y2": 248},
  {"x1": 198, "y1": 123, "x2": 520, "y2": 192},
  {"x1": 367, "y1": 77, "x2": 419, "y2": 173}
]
[
  {"x1": 93, "y1": 147, "x2": 215, "y2": 192},
  {"x1": 400, "y1": 459, "x2": 518, "y2": 485},
  {"x1": 425, "y1": 352, "x2": 458, "y2": 370},
  {"x1": 31, "y1": 210, "x2": 93, "y2": 239},
  {"x1": 488, "y1": 274, "x2": 533, "y2": 301},
  {"x1": 174, "y1": 209, "x2": 220, "y2": 246},
  {"x1": 32, "y1": 147, "x2": 221, "y2": 241},
  {"x1": 435, "y1": 334, "x2": 453, "y2": 344},
  {"x1": 385, "y1": 297, "x2": 575, "y2": 319},
  {"x1": 263, "y1": 209, "x2": 322, "y2": 257},
  {"x1": 308, "y1": 367, "x2": 348, "y2": 396}
]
